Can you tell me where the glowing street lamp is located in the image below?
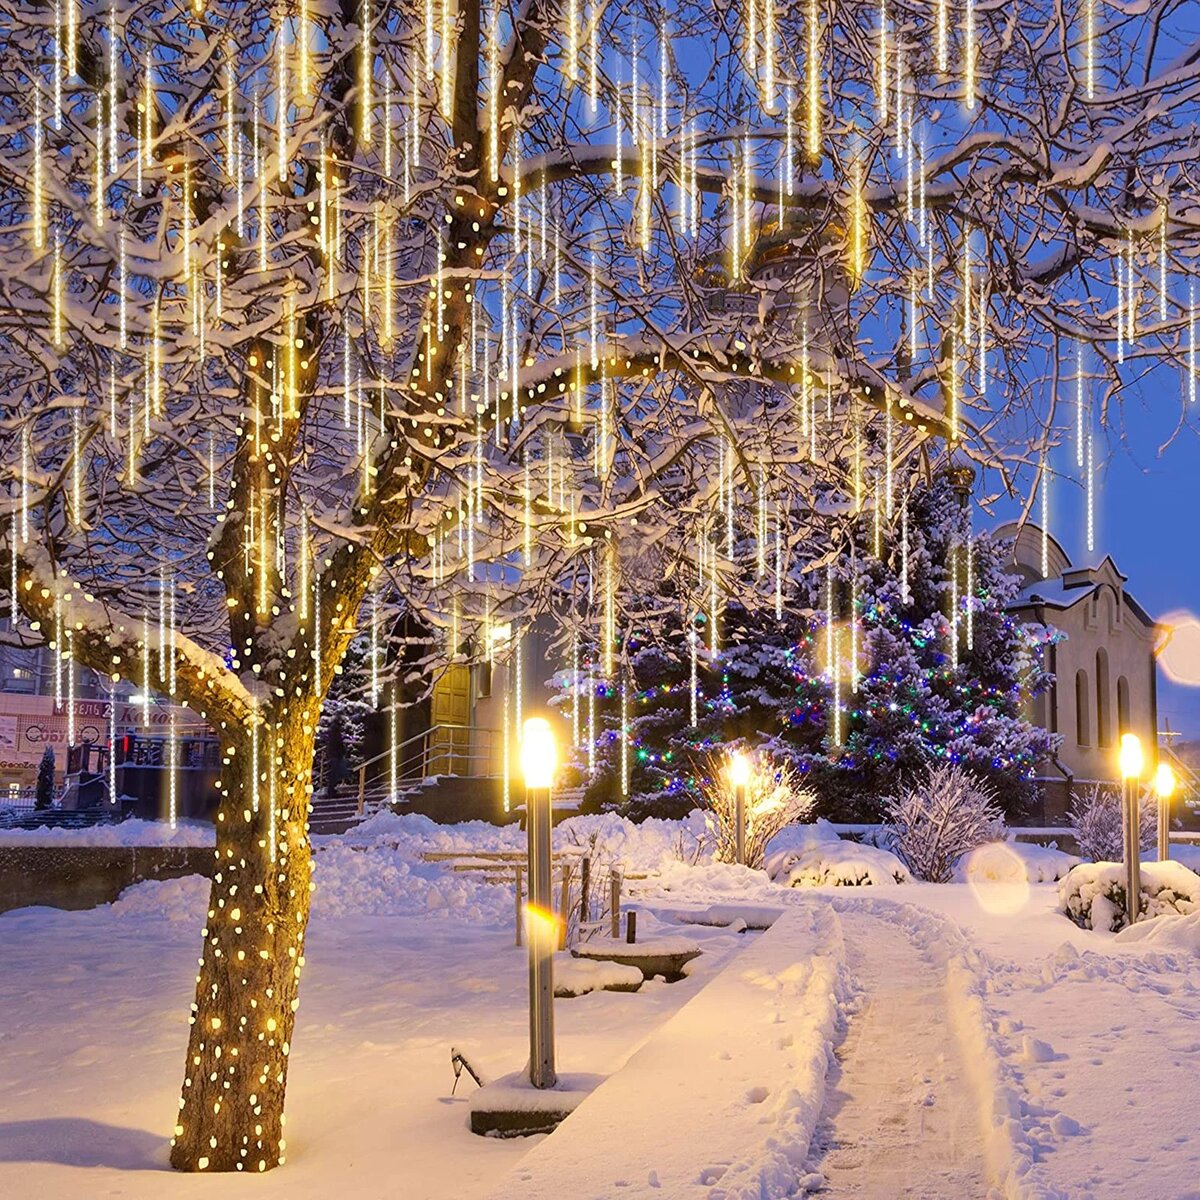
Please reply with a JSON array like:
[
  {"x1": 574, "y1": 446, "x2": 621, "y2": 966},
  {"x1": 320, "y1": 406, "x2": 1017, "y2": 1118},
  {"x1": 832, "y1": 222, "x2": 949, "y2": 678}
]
[
  {"x1": 521, "y1": 717, "x2": 557, "y2": 1089},
  {"x1": 729, "y1": 751, "x2": 751, "y2": 867},
  {"x1": 1155, "y1": 762, "x2": 1176, "y2": 865},
  {"x1": 1119, "y1": 733, "x2": 1144, "y2": 925}
]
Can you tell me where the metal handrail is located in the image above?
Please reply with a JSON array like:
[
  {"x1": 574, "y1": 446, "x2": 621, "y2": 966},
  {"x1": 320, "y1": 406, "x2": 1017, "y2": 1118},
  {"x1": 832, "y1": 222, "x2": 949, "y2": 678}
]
[
  {"x1": 354, "y1": 724, "x2": 500, "y2": 814},
  {"x1": 1159, "y1": 741, "x2": 1200, "y2": 798}
]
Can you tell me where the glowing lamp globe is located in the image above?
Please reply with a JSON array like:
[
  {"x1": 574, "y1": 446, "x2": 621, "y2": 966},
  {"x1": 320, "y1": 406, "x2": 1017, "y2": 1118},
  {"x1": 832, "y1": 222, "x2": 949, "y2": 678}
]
[
  {"x1": 521, "y1": 718, "x2": 557, "y2": 790},
  {"x1": 1118, "y1": 733, "x2": 1144, "y2": 781},
  {"x1": 1155, "y1": 763, "x2": 1176, "y2": 800},
  {"x1": 729, "y1": 751, "x2": 751, "y2": 789}
]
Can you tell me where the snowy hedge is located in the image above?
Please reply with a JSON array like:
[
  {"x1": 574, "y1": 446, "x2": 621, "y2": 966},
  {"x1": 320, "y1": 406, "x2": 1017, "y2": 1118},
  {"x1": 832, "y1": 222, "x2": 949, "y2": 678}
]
[
  {"x1": 1058, "y1": 860, "x2": 1200, "y2": 932},
  {"x1": 764, "y1": 821, "x2": 908, "y2": 886}
]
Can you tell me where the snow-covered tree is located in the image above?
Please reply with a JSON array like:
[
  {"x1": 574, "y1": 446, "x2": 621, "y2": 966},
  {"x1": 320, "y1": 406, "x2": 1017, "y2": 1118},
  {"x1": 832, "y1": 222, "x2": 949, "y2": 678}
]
[
  {"x1": 583, "y1": 474, "x2": 1057, "y2": 820},
  {"x1": 0, "y1": 0, "x2": 1195, "y2": 1174},
  {"x1": 34, "y1": 745, "x2": 55, "y2": 809}
]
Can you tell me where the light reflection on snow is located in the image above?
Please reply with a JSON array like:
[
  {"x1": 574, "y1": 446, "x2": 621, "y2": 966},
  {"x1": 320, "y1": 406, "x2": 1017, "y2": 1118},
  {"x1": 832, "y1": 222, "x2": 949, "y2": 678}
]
[{"x1": 962, "y1": 843, "x2": 1031, "y2": 916}]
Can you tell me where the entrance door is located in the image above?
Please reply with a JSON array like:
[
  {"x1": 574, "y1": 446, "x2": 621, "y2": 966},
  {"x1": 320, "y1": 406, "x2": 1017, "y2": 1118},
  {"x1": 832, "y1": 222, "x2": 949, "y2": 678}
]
[{"x1": 428, "y1": 664, "x2": 472, "y2": 776}]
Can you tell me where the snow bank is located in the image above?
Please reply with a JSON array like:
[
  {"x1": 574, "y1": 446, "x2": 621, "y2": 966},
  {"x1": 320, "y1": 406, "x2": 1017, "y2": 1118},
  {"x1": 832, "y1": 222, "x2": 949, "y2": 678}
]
[
  {"x1": 763, "y1": 817, "x2": 844, "y2": 855},
  {"x1": 1058, "y1": 860, "x2": 1200, "y2": 932},
  {"x1": 1114, "y1": 910, "x2": 1200, "y2": 955},
  {"x1": 311, "y1": 842, "x2": 516, "y2": 922},
  {"x1": 109, "y1": 874, "x2": 210, "y2": 921},
  {"x1": 958, "y1": 840, "x2": 1079, "y2": 885},
  {"x1": 338, "y1": 808, "x2": 710, "y2": 875},
  {"x1": 763, "y1": 822, "x2": 909, "y2": 886},
  {"x1": 653, "y1": 859, "x2": 783, "y2": 902},
  {"x1": 0, "y1": 818, "x2": 215, "y2": 848},
  {"x1": 109, "y1": 840, "x2": 519, "y2": 925}
]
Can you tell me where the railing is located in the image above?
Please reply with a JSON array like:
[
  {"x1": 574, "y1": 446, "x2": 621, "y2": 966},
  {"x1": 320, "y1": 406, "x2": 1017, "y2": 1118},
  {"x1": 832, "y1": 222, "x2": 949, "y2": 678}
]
[
  {"x1": 67, "y1": 736, "x2": 223, "y2": 773},
  {"x1": 1159, "y1": 739, "x2": 1200, "y2": 803},
  {"x1": 0, "y1": 783, "x2": 67, "y2": 813},
  {"x1": 353, "y1": 724, "x2": 500, "y2": 815}
]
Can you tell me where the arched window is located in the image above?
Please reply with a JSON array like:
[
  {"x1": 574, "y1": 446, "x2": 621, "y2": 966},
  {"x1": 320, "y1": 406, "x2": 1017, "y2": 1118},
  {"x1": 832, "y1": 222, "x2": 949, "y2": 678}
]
[
  {"x1": 1076, "y1": 669, "x2": 1091, "y2": 747},
  {"x1": 1117, "y1": 676, "x2": 1131, "y2": 736},
  {"x1": 1096, "y1": 649, "x2": 1111, "y2": 747}
]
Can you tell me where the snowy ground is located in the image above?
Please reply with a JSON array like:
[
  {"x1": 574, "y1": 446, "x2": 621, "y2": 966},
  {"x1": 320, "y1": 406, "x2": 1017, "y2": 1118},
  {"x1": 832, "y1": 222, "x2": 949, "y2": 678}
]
[{"x1": 3, "y1": 815, "x2": 1200, "y2": 1199}]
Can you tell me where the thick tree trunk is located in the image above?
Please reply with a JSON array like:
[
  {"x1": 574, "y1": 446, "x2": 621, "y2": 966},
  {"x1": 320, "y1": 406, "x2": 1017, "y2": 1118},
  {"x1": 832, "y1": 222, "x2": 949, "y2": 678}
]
[{"x1": 169, "y1": 715, "x2": 317, "y2": 1173}]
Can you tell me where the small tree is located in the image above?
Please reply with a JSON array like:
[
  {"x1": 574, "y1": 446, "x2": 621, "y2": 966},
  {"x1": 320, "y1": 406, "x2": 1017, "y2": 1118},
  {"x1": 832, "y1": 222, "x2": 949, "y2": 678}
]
[
  {"x1": 34, "y1": 746, "x2": 55, "y2": 810},
  {"x1": 1069, "y1": 784, "x2": 1156, "y2": 863},
  {"x1": 884, "y1": 763, "x2": 1005, "y2": 883},
  {"x1": 700, "y1": 751, "x2": 814, "y2": 870}
]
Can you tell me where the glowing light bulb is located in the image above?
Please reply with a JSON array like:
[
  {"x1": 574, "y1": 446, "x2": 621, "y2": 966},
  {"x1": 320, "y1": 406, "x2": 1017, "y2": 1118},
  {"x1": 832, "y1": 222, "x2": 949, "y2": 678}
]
[
  {"x1": 31, "y1": 91, "x2": 44, "y2": 250},
  {"x1": 964, "y1": 0, "x2": 976, "y2": 109},
  {"x1": 806, "y1": 0, "x2": 821, "y2": 158},
  {"x1": 360, "y1": 0, "x2": 372, "y2": 142},
  {"x1": 1084, "y1": 0, "x2": 1095, "y2": 98}
]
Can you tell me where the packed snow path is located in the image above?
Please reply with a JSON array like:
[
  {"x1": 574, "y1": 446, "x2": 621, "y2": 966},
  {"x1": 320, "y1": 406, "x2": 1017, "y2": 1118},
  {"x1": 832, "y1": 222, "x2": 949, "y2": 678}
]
[{"x1": 808, "y1": 908, "x2": 988, "y2": 1198}]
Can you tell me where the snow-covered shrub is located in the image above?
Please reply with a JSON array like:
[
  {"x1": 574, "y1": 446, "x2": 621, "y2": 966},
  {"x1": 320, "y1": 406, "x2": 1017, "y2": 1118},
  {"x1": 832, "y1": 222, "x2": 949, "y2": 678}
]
[
  {"x1": 700, "y1": 752, "x2": 814, "y2": 870},
  {"x1": 957, "y1": 840, "x2": 1079, "y2": 884},
  {"x1": 1059, "y1": 860, "x2": 1200, "y2": 931},
  {"x1": 1069, "y1": 782, "x2": 1155, "y2": 863},
  {"x1": 883, "y1": 763, "x2": 1005, "y2": 883},
  {"x1": 766, "y1": 835, "x2": 909, "y2": 887}
]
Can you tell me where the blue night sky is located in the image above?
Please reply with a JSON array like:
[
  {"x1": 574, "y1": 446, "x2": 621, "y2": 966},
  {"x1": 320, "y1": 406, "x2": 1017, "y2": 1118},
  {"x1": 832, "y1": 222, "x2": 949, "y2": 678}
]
[{"x1": 988, "y1": 368, "x2": 1200, "y2": 738}]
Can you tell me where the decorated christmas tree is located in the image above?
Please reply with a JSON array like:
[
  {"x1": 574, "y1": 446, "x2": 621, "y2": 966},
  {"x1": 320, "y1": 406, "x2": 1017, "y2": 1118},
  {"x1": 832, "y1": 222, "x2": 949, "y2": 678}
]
[{"x1": 582, "y1": 471, "x2": 1058, "y2": 821}]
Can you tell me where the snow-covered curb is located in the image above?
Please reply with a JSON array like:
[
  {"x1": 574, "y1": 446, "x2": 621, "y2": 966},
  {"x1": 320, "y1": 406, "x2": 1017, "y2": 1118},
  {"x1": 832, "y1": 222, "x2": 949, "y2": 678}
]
[
  {"x1": 482, "y1": 906, "x2": 849, "y2": 1199},
  {"x1": 0, "y1": 818, "x2": 215, "y2": 847}
]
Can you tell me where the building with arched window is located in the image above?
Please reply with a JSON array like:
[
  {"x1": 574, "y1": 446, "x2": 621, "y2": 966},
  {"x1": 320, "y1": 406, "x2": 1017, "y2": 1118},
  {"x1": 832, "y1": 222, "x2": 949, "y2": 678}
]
[{"x1": 1000, "y1": 524, "x2": 1160, "y2": 819}]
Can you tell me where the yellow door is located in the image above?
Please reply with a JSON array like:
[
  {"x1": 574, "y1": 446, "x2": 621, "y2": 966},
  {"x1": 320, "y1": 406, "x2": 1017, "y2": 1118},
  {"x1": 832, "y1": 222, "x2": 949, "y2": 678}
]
[{"x1": 428, "y1": 664, "x2": 471, "y2": 775}]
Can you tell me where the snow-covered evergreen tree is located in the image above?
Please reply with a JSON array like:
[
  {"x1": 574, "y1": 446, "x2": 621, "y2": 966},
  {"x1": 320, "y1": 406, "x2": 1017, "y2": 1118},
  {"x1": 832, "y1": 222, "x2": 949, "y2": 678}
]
[
  {"x1": 581, "y1": 474, "x2": 1057, "y2": 821},
  {"x1": 34, "y1": 746, "x2": 55, "y2": 810}
]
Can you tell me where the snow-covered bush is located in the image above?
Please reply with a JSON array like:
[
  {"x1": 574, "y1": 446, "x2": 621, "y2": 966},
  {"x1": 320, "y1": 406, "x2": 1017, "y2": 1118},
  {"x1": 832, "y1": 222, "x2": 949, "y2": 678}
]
[
  {"x1": 957, "y1": 840, "x2": 1079, "y2": 884},
  {"x1": 766, "y1": 836, "x2": 909, "y2": 887},
  {"x1": 700, "y1": 752, "x2": 814, "y2": 870},
  {"x1": 1068, "y1": 783, "x2": 1155, "y2": 863},
  {"x1": 1059, "y1": 860, "x2": 1200, "y2": 931},
  {"x1": 883, "y1": 763, "x2": 1005, "y2": 883}
]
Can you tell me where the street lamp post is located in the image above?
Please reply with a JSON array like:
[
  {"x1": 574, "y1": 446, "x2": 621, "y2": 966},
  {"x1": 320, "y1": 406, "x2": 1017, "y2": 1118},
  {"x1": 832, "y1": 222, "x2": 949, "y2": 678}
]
[
  {"x1": 1155, "y1": 762, "x2": 1176, "y2": 865},
  {"x1": 729, "y1": 751, "x2": 750, "y2": 867},
  {"x1": 520, "y1": 717, "x2": 557, "y2": 1090},
  {"x1": 1119, "y1": 733, "x2": 1144, "y2": 925}
]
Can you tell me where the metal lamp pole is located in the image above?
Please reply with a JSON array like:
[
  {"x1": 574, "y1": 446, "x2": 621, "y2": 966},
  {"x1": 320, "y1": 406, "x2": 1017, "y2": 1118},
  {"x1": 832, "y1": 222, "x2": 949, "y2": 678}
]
[
  {"x1": 1155, "y1": 762, "x2": 1176, "y2": 865},
  {"x1": 729, "y1": 751, "x2": 750, "y2": 867},
  {"x1": 521, "y1": 717, "x2": 557, "y2": 1090},
  {"x1": 1119, "y1": 733, "x2": 1144, "y2": 925}
]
